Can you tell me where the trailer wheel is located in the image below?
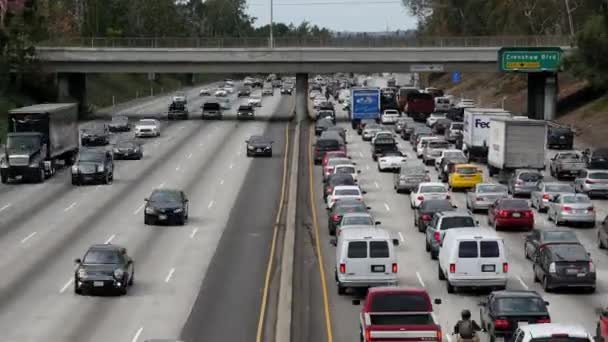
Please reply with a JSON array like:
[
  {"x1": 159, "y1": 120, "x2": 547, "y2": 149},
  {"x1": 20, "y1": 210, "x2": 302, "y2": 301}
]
[{"x1": 36, "y1": 167, "x2": 45, "y2": 183}]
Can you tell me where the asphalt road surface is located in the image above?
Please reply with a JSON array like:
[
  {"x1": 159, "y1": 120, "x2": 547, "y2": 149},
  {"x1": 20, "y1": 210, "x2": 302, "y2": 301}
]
[
  {"x1": 0, "y1": 84, "x2": 292, "y2": 342},
  {"x1": 300, "y1": 76, "x2": 608, "y2": 342}
]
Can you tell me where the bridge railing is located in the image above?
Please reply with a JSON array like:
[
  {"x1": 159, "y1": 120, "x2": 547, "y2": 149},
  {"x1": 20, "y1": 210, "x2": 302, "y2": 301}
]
[{"x1": 37, "y1": 35, "x2": 573, "y2": 49}]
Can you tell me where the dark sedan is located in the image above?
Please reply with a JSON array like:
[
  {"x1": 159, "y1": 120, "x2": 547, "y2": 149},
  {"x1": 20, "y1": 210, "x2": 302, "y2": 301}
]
[
  {"x1": 74, "y1": 244, "x2": 134, "y2": 295},
  {"x1": 238, "y1": 88, "x2": 252, "y2": 97},
  {"x1": 113, "y1": 141, "x2": 143, "y2": 160},
  {"x1": 81, "y1": 125, "x2": 110, "y2": 146},
  {"x1": 324, "y1": 173, "x2": 356, "y2": 200},
  {"x1": 237, "y1": 105, "x2": 255, "y2": 120},
  {"x1": 524, "y1": 229, "x2": 579, "y2": 260},
  {"x1": 480, "y1": 291, "x2": 551, "y2": 341},
  {"x1": 71, "y1": 149, "x2": 114, "y2": 185},
  {"x1": 246, "y1": 135, "x2": 273, "y2": 157},
  {"x1": 327, "y1": 199, "x2": 370, "y2": 236},
  {"x1": 144, "y1": 189, "x2": 189, "y2": 225},
  {"x1": 108, "y1": 115, "x2": 130, "y2": 132},
  {"x1": 533, "y1": 243, "x2": 596, "y2": 292},
  {"x1": 414, "y1": 199, "x2": 455, "y2": 232},
  {"x1": 315, "y1": 118, "x2": 334, "y2": 136}
]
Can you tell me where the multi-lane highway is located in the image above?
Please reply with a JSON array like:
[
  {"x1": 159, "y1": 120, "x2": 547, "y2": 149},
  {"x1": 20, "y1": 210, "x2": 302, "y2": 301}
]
[
  {"x1": 0, "y1": 83, "x2": 292, "y2": 341},
  {"x1": 298, "y1": 76, "x2": 608, "y2": 342}
]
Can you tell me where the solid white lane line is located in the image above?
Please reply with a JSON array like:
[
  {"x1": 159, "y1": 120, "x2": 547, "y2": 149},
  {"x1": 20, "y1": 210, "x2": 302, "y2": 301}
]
[
  {"x1": 187, "y1": 153, "x2": 192, "y2": 159},
  {"x1": 63, "y1": 202, "x2": 77, "y2": 212},
  {"x1": 359, "y1": 151, "x2": 364, "y2": 157},
  {"x1": 229, "y1": 163, "x2": 234, "y2": 169},
  {"x1": 158, "y1": 182, "x2": 165, "y2": 188},
  {"x1": 131, "y1": 327, "x2": 144, "y2": 342},
  {"x1": 95, "y1": 185, "x2": 101, "y2": 191},
  {"x1": 105, "y1": 234, "x2": 116, "y2": 244},
  {"x1": 517, "y1": 275, "x2": 529, "y2": 290},
  {"x1": 175, "y1": 164, "x2": 181, "y2": 171},
  {"x1": 178, "y1": 126, "x2": 185, "y2": 130},
  {"x1": 374, "y1": 181, "x2": 380, "y2": 189},
  {"x1": 20, "y1": 232, "x2": 37, "y2": 244},
  {"x1": 165, "y1": 268, "x2": 175, "y2": 283},
  {"x1": 416, "y1": 271, "x2": 426, "y2": 288},
  {"x1": 384, "y1": 203, "x2": 391, "y2": 212},
  {"x1": 190, "y1": 228, "x2": 198, "y2": 239},
  {"x1": 133, "y1": 203, "x2": 145, "y2": 215},
  {"x1": 398, "y1": 232, "x2": 405, "y2": 242},
  {"x1": 445, "y1": 328, "x2": 452, "y2": 342},
  {"x1": 208, "y1": 200, "x2": 215, "y2": 209},
  {"x1": 366, "y1": 165, "x2": 370, "y2": 170},
  {"x1": 0, "y1": 203, "x2": 11, "y2": 212},
  {"x1": 199, "y1": 142, "x2": 204, "y2": 147},
  {"x1": 220, "y1": 179, "x2": 224, "y2": 185},
  {"x1": 59, "y1": 278, "x2": 73, "y2": 293}
]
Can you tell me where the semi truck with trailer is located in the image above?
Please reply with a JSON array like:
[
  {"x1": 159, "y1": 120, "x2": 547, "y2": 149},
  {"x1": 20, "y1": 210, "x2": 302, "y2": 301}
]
[{"x1": 1, "y1": 103, "x2": 79, "y2": 183}]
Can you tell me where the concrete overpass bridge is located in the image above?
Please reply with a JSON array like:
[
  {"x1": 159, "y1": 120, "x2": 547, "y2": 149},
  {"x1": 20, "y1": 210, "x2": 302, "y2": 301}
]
[{"x1": 35, "y1": 35, "x2": 574, "y2": 120}]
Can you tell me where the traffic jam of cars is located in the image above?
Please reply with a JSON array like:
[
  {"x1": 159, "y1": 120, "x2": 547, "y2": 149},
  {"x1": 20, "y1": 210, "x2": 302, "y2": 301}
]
[{"x1": 310, "y1": 75, "x2": 608, "y2": 342}]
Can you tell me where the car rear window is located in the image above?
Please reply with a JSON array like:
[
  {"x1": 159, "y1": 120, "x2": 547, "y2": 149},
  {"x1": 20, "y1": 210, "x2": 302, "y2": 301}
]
[
  {"x1": 370, "y1": 241, "x2": 389, "y2": 258},
  {"x1": 336, "y1": 189, "x2": 360, "y2": 196},
  {"x1": 458, "y1": 241, "x2": 478, "y2": 258},
  {"x1": 441, "y1": 217, "x2": 476, "y2": 229},
  {"x1": 329, "y1": 175, "x2": 356, "y2": 186},
  {"x1": 328, "y1": 158, "x2": 351, "y2": 166},
  {"x1": 420, "y1": 185, "x2": 447, "y2": 193},
  {"x1": 480, "y1": 241, "x2": 500, "y2": 257},
  {"x1": 422, "y1": 200, "x2": 452, "y2": 211},
  {"x1": 499, "y1": 200, "x2": 529, "y2": 210},
  {"x1": 342, "y1": 216, "x2": 374, "y2": 226},
  {"x1": 317, "y1": 140, "x2": 339, "y2": 149},
  {"x1": 429, "y1": 141, "x2": 449, "y2": 149},
  {"x1": 549, "y1": 244, "x2": 589, "y2": 260},
  {"x1": 478, "y1": 184, "x2": 507, "y2": 193},
  {"x1": 456, "y1": 167, "x2": 479, "y2": 175},
  {"x1": 369, "y1": 293, "x2": 430, "y2": 312},
  {"x1": 562, "y1": 195, "x2": 591, "y2": 204},
  {"x1": 336, "y1": 166, "x2": 356, "y2": 174},
  {"x1": 590, "y1": 172, "x2": 608, "y2": 179},
  {"x1": 495, "y1": 297, "x2": 547, "y2": 313},
  {"x1": 519, "y1": 172, "x2": 542, "y2": 181},
  {"x1": 546, "y1": 184, "x2": 574, "y2": 192},
  {"x1": 347, "y1": 241, "x2": 367, "y2": 258}
]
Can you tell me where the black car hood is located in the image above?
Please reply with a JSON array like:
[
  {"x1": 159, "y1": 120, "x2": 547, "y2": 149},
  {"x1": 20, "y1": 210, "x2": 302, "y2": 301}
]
[
  {"x1": 250, "y1": 142, "x2": 271, "y2": 148},
  {"x1": 148, "y1": 201, "x2": 182, "y2": 210}
]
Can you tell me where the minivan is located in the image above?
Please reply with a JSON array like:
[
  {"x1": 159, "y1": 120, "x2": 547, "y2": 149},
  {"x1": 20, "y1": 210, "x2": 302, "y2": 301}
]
[
  {"x1": 438, "y1": 228, "x2": 508, "y2": 293},
  {"x1": 334, "y1": 228, "x2": 399, "y2": 295}
]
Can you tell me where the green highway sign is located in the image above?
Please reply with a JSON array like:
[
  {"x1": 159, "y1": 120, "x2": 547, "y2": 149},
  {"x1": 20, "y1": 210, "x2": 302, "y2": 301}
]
[{"x1": 499, "y1": 47, "x2": 563, "y2": 72}]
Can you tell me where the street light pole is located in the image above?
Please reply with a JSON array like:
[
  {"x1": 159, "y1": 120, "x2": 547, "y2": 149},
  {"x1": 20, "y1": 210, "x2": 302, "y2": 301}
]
[
  {"x1": 564, "y1": 0, "x2": 575, "y2": 39},
  {"x1": 269, "y1": 0, "x2": 274, "y2": 48}
]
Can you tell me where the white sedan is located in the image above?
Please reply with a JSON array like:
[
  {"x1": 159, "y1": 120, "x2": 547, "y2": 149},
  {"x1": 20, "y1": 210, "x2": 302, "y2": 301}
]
[
  {"x1": 410, "y1": 182, "x2": 450, "y2": 209},
  {"x1": 426, "y1": 112, "x2": 447, "y2": 127},
  {"x1": 380, "y1": 109, "x2": 400, "y2": 124},
  {"x1": 248, "y1": 95, "x2": 262, "y2": 107},
  {"x1": 199, "y1": 88, "x2": 212, "y2": 96},
  {"x1": 134, "y1": 118, "x2": 161, "y2": 138},
  {"x1": 327, "y1": 185, "x2": 366, "y2": 209},
  {"x1": 377, "y1": 151, "x2": 407, "y2": 172},
  {"x1": 214, "y1": 89, "x2": 228, "y2": 97}
]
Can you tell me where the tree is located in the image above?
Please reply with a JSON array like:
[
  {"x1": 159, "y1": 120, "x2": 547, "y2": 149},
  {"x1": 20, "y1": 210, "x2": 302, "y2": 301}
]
[{"x1": 565, "y1": 13, "x2": 608, "y2": 89}]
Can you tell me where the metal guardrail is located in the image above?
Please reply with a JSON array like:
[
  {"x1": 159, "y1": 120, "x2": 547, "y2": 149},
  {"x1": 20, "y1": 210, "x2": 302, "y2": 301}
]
[{"x1": 37, "y1": 36, "x2": 573, "y2": 49}]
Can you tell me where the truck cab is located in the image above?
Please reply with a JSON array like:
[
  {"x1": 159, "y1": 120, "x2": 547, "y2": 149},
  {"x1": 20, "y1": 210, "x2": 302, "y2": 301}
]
[{"x1": 355, "y1": 287, "x2": 442, "y2": 342}]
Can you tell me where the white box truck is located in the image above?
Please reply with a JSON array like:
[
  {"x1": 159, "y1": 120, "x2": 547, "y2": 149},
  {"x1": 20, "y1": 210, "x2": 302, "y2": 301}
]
[
  {"x1": 462, "y1": 108, "x2": 511, "y2": 162},
  {"x1": 487, "y1": 117, "x2": 547, "y2": 179}
]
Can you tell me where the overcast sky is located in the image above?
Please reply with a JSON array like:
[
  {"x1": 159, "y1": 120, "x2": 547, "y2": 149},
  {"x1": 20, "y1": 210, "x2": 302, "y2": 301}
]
[{"x1": 245, "y1": 0, "x2": 418, "y2": 32}]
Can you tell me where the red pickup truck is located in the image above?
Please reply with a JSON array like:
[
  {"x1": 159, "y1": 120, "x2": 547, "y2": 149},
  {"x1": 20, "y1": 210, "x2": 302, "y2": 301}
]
[{"x1": 355, "y1": 287, "x2": 443, "y2": 342}]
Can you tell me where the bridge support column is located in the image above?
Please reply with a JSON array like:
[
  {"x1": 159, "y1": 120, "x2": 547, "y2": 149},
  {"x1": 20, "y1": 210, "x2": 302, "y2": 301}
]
[
  {"x1": 527, "y1": 73, "x2": 557, "y2": 121},
  {"x1": 296, "y1": 73, "x2": 308, "y2": 121},
  {"x1": 56, "y1": 73, "x2": 88, "y2": 117}
]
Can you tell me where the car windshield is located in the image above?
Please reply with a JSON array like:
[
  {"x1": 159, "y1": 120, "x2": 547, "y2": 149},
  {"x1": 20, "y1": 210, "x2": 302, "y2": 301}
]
[
  {"x1": 494, "y1": 297, "x2": 547, "y2": 313},
  {"x1": 542, "y1": 230, "x2": 578, "y2": 243},
  {"x1": 456, "y1": 167, "x2": 479, "y2": 175},
  {"x1": 478, "y1": 184, "x2": 507, "y2": 193},
  {"x1": 420, "y1": 185, "x2": 447, "y2": 193},
  {"x1": 519, "y1": 172, "x2": 542, "y2": 181},
  {"x1": 112, "y1": 116, "x2": 127, "y2": 122},
  {"x1": 499, "y1": 200, "x2": 529, "y2": 210},
  {"x1": 336, "y1": 189, "x2": 360, "y2": 196},
  {"x1": 83, "y1": 250, "x2": 123, "y2": 264},
  {"x1": 336, "y1": 166, "x2": 355, "y2": 174},
  {"x1": 421, "y1": 200, "x2": 452, "y2": 211},
  {"x1": 78, "y1": 151, "x2": 104, "y2": 162},
  {"x1": 251, "y1": 96, "x2": 261, "y2": 100},
  {"x1": 545, "y1": 184, "x2": 573, "y2": 192},
  {"x1": 441, "y1": 216, "x2": 476, "y2": 229},
  {"x1": 249, "y1": 136, "x2": 269, "y2": 144},
  {"x1": 590, "y1": 172, "x2": 608, "y2": 179},
  {"x1": 562, "y1": 195, "x2": 591, "y2": 204},
  {"x1": 150, "y1": 191, "x2": 181, "y2": 203},
  {"x1": 6, "y1": 135, "x2": 40, "y2": 150},
  {"x1": 342, "y1": 216, "x2": 374, "y2": 226},
  {"x1": 117, "y1": 142, "x2": 136, "y2": 148},
  {"x1": 139, "y1": 120, "x2": 156, "y2": 125}
]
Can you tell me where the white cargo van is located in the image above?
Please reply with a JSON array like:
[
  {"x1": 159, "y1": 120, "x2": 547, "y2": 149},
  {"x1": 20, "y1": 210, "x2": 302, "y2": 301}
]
[
  {"x1": 462, "y1": 108, "x2": 511, "y2": 162},
  {"x1": 438, "y1": 228, "x2": 508, "y2": 293},
  {"x1": 335, "y1": 228, "x2": 399, "y2": 295}
]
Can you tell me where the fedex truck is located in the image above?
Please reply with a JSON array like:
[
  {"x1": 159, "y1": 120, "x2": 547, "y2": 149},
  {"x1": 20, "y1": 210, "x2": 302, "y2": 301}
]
[{"x1": 462, "y1": 108, "x2": 511, "y2": 162}]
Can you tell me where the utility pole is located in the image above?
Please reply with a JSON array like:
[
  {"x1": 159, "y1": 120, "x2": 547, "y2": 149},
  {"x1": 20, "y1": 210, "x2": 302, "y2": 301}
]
[
  {"x1": 269, "y1": 0, "x2": 274, "y2": 48},
  {"x1": 564, "y1": 0, "x2": 575, "y2": 39}
]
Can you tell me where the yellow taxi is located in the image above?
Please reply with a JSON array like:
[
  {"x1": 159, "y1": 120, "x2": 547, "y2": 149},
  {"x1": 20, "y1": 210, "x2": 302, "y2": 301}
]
[{"x1": 448, "y1": 163, "x2": 483, "y2": 189}]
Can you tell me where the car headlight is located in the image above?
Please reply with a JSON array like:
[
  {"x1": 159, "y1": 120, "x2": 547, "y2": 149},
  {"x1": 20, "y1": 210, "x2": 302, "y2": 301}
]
[
  {"x1": 247, "y1": 145, "x2": 254, "y2": 150},
  {"x1": 264, "y1": 146, "x2": 271, "y2": 150},
  {"x1": 82, "y1": 134, "x2": 89, "y2": 138},
  {"x1": 71, "y1": 165, "x2": 78, "y2": 173},
  {"x1": 113, "y1": 268, "x2": 124, "y2": 279},
  {"x1": 113, "y1": 148, "x2": 119, "y2": 153},
  {"x1": 0, "y1": 158, "x2": 7, "y2": 168},
  {"x1": 77, "y1": 268, "x2": 87, "y2": 278},
  {"x1": 145, "y1": 206, "x2": 156, "y2": 214},
  {"x1": 174, "y1": 208, "x2": 183, "y2": 213},
  {"x1": 97, "y1": 164, "x2": 104, "y2": 172},
  {"x1": 29, "y1": 160, "x2": 38, "y2": 167}
]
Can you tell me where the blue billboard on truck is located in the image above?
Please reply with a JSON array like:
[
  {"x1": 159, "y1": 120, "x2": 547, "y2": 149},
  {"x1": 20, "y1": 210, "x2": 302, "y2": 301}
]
[{"x1": 350, "y1": 87, "x2": 380, "y2": 121}]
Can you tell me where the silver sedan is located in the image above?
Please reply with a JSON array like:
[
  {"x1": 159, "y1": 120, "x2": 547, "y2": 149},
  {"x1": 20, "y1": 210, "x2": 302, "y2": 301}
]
[
  {"x1": 466, "y1": 183, "x2": 508, "y2": 212},
  {"x1": 530, "y1": 182, "x2": 575, "y2": 213},
  {"x1": 547, "y1": 193, "x2": 596, "y2": 227}
]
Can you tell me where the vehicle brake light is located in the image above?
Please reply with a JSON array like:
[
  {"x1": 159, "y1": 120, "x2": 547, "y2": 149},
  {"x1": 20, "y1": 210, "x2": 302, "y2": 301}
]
[
  {"x1": 326, "y1": 166, "x2": 334, "y2": 173},
  {"x1": 326, "y1": 187, "x2": 333, "y2": 194},
  {"x1": 494, "y1": 318, "x2": 509, "y2": 329},
  {"x1": 516, "y1": 180, "x2": 523, "y2": 185},
  {"x1": 537, "y1": 317, "x2": 551, "y2": 324},
  {"x1": 365, "y1": 327, "x2": 371, "y2": 342},
  {"x1": 331, "y1": 214, "x2": 341, "y2": 222},
  {"x1": 339, "y1": 263, "x2": 346, "y2": 274},
  {"x1": 434, "y1": 232, "x2": 441, "y2": 242},
  {"x1": 392, "y1": 263, "x2": 398, "y2": 273},
  {"x1": 543, "y1": 193, "x2": 550, "y2": 200},
  {"x1": 549, "y1": 262, "x2": 556, "y2": 273},
  {"x1": 476, "y1": 197, "x2": 483, "y2": 201},
  {"x1": 446, "y1": 194, "x2": 451, "y2": 199},
  {"x1": 422, "y1": 214, "x2": 432, "y2": 221},
  {"x1": 503, "y1": 263, "x2": 509, "y2": 273},
  {"x1": 586, "y1": 179, "x2": 596, "y2": 184},
  {"x1": 498, "y1": 210, "x2": 509, "y2": 217},
  {"x1": 590, "y1": 261, "x2": 595, "y2": 272},
  {"x1": 437, "y1": 330, "x2": 442, "y2": 341},
  {"x1": 417, "y1": 195, "x2": 424, "y2": 201},
  {"x1": 588, "y1": 206, "x2": 594, "y2": 212},
  {"x1": 562, "y1": 206, "x2": 572, "y2": 212},
  {"x1": 449, "y1": 263, "x2": 455, "y2": 273},
  {"x1": 524, "y1": 210, "x2": 533, "y2": 218}
]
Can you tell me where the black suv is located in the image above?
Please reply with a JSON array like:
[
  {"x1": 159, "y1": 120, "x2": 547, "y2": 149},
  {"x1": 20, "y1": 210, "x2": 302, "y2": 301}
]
[
  {"x1": 532, "y1": 243, "x2": 596, "y2": 292},
  {"x1": 246, "y1": 135, "x2": 273, "y2": 157},
  {"x1": 237, "y1": 105, "x2": 255, "y2": 120},
  {"x1": 547, "y1": 126, "x2": 574, "y2": 149},
  {"x1": 74, "y1": 244, "x2": 134, "y2": 295},
  {"x1": 81, "y1": 125, "x2": 110, "y2": 146},
  {"x1": 71, "y1": 149, "x2": 114, "y2": 185}
]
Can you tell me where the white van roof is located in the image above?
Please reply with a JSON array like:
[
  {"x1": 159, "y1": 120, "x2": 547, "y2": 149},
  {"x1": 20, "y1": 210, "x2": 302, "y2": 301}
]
[
  {"x1": 340, "y1": 228, "x2": 391, "y2": 240},
  {"x1": 444, "y1": 228, "x2": 499, "y2": 240}
]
